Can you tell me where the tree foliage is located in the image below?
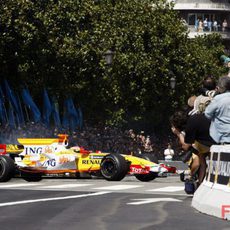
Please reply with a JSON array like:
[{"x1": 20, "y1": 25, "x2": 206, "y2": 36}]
[{"x1": 0, "y1": 0, "x2": 226, "y2": 131}]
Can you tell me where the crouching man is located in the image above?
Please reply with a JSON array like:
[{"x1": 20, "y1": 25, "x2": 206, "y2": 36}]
[{"x1": 170, "y1": 110, "x2": 215, "y2": 185}]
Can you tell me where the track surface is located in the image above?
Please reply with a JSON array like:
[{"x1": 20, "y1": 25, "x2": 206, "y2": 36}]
[{"x1": 0, "y1": 176, "x2": 229, "y2": 230}]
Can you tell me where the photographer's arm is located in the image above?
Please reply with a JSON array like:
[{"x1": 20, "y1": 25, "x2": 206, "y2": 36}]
[
  {"x1": 205, "y1": 97, "x2": 218, "y2": 120},
  {"x1": 171, "y1": 127, "x2": 191, "y2": 151}
]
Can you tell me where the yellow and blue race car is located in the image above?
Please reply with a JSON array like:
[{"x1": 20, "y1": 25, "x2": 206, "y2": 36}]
[{"x1": 0, "y1": 134, "x2": 176, "y2": 182}]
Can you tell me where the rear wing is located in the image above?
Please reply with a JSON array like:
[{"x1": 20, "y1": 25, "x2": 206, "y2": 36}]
[
  {"x1": 0, "y1": 144, "x2": 24, "y2": 155},
  {"x1": 17, "y1": 134, "x2": 68, "y2": 146},
  {"x1": 0, "y1": 134, "x2": 69, "y2": 155}
]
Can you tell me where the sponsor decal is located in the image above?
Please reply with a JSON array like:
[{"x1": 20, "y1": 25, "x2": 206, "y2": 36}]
[
  {"x1": 25, "y1": 147, "x2": 43, "y2": 155},
  {"x1": 42, "y1": 159, "x2": 56, "y2": 167},
  {"x1": 44, "y1": 146, "x2": 54, "y2": 154},
  {"x1": 129, "y1": 165, "x2": 149, "y2": 174},
  {"x1": 59, "y1": 156, "x2": 71, "y2": 164},
  {"x1": 81, "y1": 159, "x2": 101, "y2": 164},
  {"x1": 25, "y1": 145, "x2": 55, "y2": 155},
  {"x1": 89, "y1": 155, "x2": 104, "y2": 159},
  {"x1": 221, "y1": 205, "x2": 230, "y2": 220}
]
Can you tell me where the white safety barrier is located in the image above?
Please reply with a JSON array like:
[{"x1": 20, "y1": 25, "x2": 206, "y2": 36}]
[{"x1": 192, "y1": 145, "x2": 230, "y2": 220}]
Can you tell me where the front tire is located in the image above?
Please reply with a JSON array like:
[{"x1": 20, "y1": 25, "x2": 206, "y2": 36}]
[
  {"x1": 135, "y1": 153, "x2": 158, "y2": 182},
  {"x1": 0, "y1": 155, "x2": 15, "y2": 182},
  {"x1": 100, "y1": 154, "x2": 129, "y2": 181}
]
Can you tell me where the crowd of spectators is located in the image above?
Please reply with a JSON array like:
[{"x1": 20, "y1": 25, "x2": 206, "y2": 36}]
[
  {"x1": 0, "y1": 121, "x2": 178, "y2": 160},
  {"x1": 72, "y1": 126, "x2": 158, "y2": 155},
  {"x1": 195, "y1": 18, "x2": 228, "y2": 32}
]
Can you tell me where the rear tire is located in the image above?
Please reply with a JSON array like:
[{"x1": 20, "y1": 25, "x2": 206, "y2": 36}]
[
  {"x1": 75, "y1": 172, "x2": 92, "y2": 179},
  {"x1": 0, "y1": 155, "x2": 15, "y2": 182},
  {"x1": 100, "y1": 154, "x2": 129, "y2": 181},
  {"x1": 135, "y1": 153, "x2": 158, "y2": 182},
  {"x1": 21, "y1": 171, "x2": 42, "y2": 182}
]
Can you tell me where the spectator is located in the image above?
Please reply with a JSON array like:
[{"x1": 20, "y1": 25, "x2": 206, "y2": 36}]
[
  {"x1": 205, "y1": 76, "x2": 230, "y2": 144},
  {"x1": 213, "y1": 20, "x2": 218, "y2": 31},
  {"x1": 208, "y1": 19, "x2": 212, "y2": 32},
  {"x1": 164, "y1": 143, "x2": 174, "y2": 161},
  {"x1": 170, "y1": 108, "x2": 215, "y2": 185},
  {"x1": 203, "y1": 18, "x2": 208, "y2": 31},
  {"x1": 187, "y1": 95, "x2": 196, "y2": 109},
  {"x1": 195, "y1": 19, "x2": 199, "y2": 32},
  {"x1": 187, "y1": 95, "x2": 197, "y2": 116},
  {"x1": 198, "y1": 20, "x2": 203, "y2": 32},
  {"x1": 202, "y1": 75, "x2": 216, "y2": 91},
  {"x1": 222, "y1": 19, "x2": 228, "y2": 32},
  {"x1": 189, "y1": 76, "x2": 216, "y2": 115},
  {"x1": 144, "y1": 135, "x2": 154, "y2": 153},
  {"x1": 195, "y1": 95, "x2": 212, "y2": 114},
  {"x1": 199, "y1": 76, "x2": 218, "y2": 98}
]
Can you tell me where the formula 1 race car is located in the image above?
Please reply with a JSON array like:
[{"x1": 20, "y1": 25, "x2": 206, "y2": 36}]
[{"x1": 0, "y1": 134, "x2": 176, "y2": 182}]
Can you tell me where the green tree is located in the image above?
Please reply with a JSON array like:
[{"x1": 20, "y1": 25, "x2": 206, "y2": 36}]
[{"x1": 0, "y1": 0, "x2": 226, "y2": 131}]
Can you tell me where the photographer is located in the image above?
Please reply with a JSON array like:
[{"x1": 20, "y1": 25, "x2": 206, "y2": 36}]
[{"x1": 170, "y1": 109, "x2": 215, "y2": 185}]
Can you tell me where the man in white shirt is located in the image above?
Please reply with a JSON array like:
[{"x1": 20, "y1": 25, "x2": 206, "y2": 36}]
[{"x1": 164, "y1": 144, "x2": 174, "y2": 161}]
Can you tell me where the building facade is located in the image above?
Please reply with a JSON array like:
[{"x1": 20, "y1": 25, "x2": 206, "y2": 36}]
[{"x1": 172, "y1": 0, "x2": 230, "y2": 51}]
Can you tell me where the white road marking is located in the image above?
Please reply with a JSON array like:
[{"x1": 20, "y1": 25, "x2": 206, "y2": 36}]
[
  {"x1": 94, "y1": 185, "x2": 143, "y2": 190},
  {"x1": 40, "y1": 184, "x2": 93, "y2": 189},
  {"x1": 147, "y1": 186, "x2": 184, "y2": 192},
  {"x1": 0, "y1": 183, "x2": 41, "y2": 188},
  {"x1": 0, "y1": 191, "x2": 111, "y2": 207},
  {"x1": 127, "y1": 198, "x2": 182, "y2": 205}
]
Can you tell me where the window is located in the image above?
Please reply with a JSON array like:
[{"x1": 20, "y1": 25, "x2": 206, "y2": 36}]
[{"x1": 188, "y1": 14, "x2": 195, "y2": 25}]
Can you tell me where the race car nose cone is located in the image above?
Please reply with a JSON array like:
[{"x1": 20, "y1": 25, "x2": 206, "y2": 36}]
[
  {"x1": 160, "y1": 167, "x2": 168, "y2": 173},
  {"x1": 149, "y1": 165, "x2": 168, "y2": 173}
]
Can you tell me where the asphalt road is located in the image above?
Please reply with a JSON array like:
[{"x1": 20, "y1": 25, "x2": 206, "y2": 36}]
[{"x1": 0, "y1": 176, "x2": 229, "y2": 230}]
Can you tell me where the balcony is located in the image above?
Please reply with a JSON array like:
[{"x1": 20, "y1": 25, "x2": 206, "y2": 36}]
[
  {"x1": 173, "y1": 0, "x2": 230, "y2": 11},
  {"x1": 187, "y1": 25, "x2": 230, "y2": 39}
]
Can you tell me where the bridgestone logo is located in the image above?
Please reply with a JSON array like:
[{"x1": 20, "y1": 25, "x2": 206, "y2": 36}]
[{"x1": 90, "y1": 156, "x2": 103, "y2": 159}]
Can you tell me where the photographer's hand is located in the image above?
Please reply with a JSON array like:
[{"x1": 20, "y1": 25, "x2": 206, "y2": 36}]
[{"x1": 171, "y1": 126, "x2": 180, "y2": 136}]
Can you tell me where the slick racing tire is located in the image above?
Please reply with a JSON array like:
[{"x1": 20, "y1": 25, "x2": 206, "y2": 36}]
[
  {"x1": 21, "y1": 171, "x2": 42, "y2": 182},
  {"x1": 100, "y1": 154, "x2": 129, "y2": 181},
  {"x1": 0, "y1": 155, "x2": 15, "y2": 182},
  {"x1": 135, "y1": 153, "x2": 158, "y2": 182}
]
